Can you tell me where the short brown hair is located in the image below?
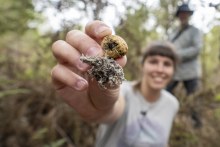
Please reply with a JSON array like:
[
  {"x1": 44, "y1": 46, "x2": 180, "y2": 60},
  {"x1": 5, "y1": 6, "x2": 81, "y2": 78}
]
[{"x1": 141, "y1": 41, "x2": 178, "y2": 69}]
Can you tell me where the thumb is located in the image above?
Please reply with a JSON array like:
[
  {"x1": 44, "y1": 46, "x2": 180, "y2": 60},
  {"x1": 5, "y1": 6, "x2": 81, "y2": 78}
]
[{"x1": 88, "y1": 79, "x2": 120, "y2": 110}]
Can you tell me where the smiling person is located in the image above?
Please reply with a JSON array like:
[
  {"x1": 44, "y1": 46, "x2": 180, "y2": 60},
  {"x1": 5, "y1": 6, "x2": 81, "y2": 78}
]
[{"x1": 51, "y1": 20, "x2": 179, "y2": 147}]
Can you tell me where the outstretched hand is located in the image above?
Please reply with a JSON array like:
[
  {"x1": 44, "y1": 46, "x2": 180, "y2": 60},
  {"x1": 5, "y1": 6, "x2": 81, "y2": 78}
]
[{"x1": 51, "y1": 20, "x2": 127, "y2": 122}]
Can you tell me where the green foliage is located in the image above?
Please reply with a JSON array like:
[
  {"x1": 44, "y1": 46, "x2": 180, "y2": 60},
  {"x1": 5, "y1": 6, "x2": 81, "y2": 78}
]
[
  {"x1": 0, "y1": 0, "x2": 36, "y2": 34},
  {"x1": 32, "y1": 128, "x2": 48, "y2": 140},
  {"x1": 115, "y1": 4, "x2": 151, "y2": 79},
  {"x1": 0, "y1": 89, "x2": 30, "y2": 99},
  {"x1": 0, "y1": 0, "x2": 220, "y2": 147},
  {"x1": 214, "y1": 108, "x2": 220, "y2": 119},
  {"x1": 114, "y1": 0, "x2": 178, "y2": 79},
  {"x1": 202, "y1": 25, "x2": 220, "y2": 73},
  {"x1": 171, "y1": 124, "x2": 199, "y2": 146},
  {"x1": 0, "y1": 29, "x2": 53, "y2": 83},
  {"x1": 215, "y1": 93, "x2": 220, "y2": 101},
  {"x1": 44, "y1": 139, "x2": 66, "y2": 147},
  {"x1": 157, "y1": 0, "x2": 178, "y2": 34}
]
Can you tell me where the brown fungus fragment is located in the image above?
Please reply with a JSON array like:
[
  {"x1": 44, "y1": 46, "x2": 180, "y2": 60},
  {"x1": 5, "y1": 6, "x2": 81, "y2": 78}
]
[
  {"x1": 80, "y1": 55, "x2": 125, "y2": 89},
  {"x1": 101, "y1": 35, "x2": 128, "y2": 59}
]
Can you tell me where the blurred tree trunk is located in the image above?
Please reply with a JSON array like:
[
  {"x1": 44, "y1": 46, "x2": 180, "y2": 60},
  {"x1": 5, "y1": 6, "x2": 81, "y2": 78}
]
[{"x1": 158, "y1": 0, "x2": 178, "y2": 35}]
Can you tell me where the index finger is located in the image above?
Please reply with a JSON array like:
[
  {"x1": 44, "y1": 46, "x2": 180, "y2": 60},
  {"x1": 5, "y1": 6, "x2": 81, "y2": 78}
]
[{"x1": 85, "y1": 20, "x2": 112, "y2": 44}]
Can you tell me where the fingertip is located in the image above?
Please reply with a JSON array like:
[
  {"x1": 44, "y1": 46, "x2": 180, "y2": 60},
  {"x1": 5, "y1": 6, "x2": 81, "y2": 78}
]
[
  {"x1": 51, "y1": 64, "x2": 89, "y2": 91},
  {"x1": 115, "y1": 55, "x2": 127, "y2": 67},
  {"x1": 85, "y1": 20, "x2": 112, "y2": 39},
  {"x1": 95, "y1": 25, "x2": 112, "y2": 38},
  {"x1": 52, "y1": 40, "x2": 64, "y2": 48},
  {"x1": 73, "y1": 79, "x2": 88, "y2": 91},
  {"x1": 51, "y1": 40, "x2": 67, "y2": 58}
]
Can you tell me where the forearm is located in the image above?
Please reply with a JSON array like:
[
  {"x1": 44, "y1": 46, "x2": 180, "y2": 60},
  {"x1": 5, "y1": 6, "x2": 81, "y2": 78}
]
[
  {"x1": 178, "y1": 40, "x2": 202, "y2": 62},
  {"x1": 177, "y1": 46, "x2": 201, "y2": 62},
  {"x1": 177, "y1": 28, "x2": 203, "y2": 62}
]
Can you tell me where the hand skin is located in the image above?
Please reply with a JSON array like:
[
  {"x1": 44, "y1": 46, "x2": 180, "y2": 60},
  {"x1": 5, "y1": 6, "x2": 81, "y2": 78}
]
[{"x1": 51, "y1": 20, "x2": 127, "y2": 123}]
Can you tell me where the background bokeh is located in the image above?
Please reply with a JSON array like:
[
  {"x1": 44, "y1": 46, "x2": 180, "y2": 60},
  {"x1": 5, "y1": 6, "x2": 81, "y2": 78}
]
[{"x1": 0, "y1": 0, "x2": 220, "y2": 146}]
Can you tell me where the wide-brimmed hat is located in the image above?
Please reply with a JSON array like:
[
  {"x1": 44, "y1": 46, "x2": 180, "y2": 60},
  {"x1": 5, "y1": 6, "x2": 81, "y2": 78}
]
[{"x1": 175, "y1": 4, "x2": 194, "y2": 17}]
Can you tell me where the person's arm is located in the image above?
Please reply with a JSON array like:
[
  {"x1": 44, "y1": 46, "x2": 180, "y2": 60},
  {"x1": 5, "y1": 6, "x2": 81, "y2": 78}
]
[
  {"x1": 51, "y1": 20, "x2": 126, "y2": 123},
  {"x1": 177, "y1": 28, "x2": 203, "y2": 62}
]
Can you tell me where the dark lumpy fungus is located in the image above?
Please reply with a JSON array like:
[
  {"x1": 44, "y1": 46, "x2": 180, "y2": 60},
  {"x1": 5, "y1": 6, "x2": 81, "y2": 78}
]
[{"x1": 107, "y1": 42, "x2": 118, "y2": 50}]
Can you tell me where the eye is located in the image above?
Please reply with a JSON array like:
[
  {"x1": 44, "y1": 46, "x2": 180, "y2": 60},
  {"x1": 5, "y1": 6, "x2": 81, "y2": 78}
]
[
  {"x1": 148, "y1": 59, "x2": 158, "y2": 64},
  {"x1": 164, "y1": 61, "x2": 173, "y2": 67}
]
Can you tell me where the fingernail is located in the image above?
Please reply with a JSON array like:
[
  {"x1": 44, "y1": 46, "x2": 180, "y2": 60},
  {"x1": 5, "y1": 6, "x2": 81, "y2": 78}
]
[
  {"x1": 86, "y1": 47, "x2": 99, "y2": 56},
  {"x1": 95, "y1": 25, "x2": 110, "y2": 35},
  {"x1": 77, "y1": 60, "x2": 89, "y2": 71},
  {"x1": 74, "y1": 79, "x2": 87, "y2": 91}
]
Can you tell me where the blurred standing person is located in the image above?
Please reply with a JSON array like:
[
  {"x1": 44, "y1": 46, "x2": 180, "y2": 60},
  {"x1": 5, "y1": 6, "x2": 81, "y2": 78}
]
[{"x1": 167, "y1": 3, "x2": 203, "y2": 127}]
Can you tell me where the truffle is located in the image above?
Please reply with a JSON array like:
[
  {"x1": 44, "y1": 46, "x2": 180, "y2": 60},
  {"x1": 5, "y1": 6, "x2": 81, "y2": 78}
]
[{"x1": 101, "y1": 35, "x2": 128, "y2": 59}]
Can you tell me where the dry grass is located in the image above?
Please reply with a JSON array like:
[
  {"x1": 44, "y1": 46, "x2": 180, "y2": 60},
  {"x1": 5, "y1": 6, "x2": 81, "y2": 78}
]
[
  {"x1": 0, "y1": 70, "x2": 220, "y2": 147},
  {"x1": 0, "y1": 81, "x2": 97, "y2": 147}
]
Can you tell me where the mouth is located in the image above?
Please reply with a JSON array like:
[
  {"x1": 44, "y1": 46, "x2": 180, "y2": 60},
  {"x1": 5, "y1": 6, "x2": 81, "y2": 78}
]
[{"x1": 153, "y1": 77, "x2": 165, "y2": 83}]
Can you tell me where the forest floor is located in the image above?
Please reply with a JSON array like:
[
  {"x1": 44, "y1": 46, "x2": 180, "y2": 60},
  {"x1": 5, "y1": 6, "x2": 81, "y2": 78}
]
[{"x1": 0, "y1": 69, "x2": 220, "y2": 147}]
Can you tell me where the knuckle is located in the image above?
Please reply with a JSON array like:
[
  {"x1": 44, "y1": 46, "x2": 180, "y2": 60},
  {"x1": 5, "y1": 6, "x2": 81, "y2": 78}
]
[{"x1": 50, "y1": 65, "x2": 60, "y2": 77}]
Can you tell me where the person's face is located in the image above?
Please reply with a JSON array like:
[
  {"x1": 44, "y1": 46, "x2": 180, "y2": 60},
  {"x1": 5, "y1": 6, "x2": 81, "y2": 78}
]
[
  {"x1": 142, "y1": 55, "x2": 174, "y2": 91},
  {"x1": 178, "y1": 11, "x2": 191, "y2": 25}
]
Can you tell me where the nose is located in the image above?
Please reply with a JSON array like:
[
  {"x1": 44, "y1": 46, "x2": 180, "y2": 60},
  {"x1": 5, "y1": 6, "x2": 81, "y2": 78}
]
[{"x1": 156, "y1": 63, "x2": 164, "y2": 72}]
